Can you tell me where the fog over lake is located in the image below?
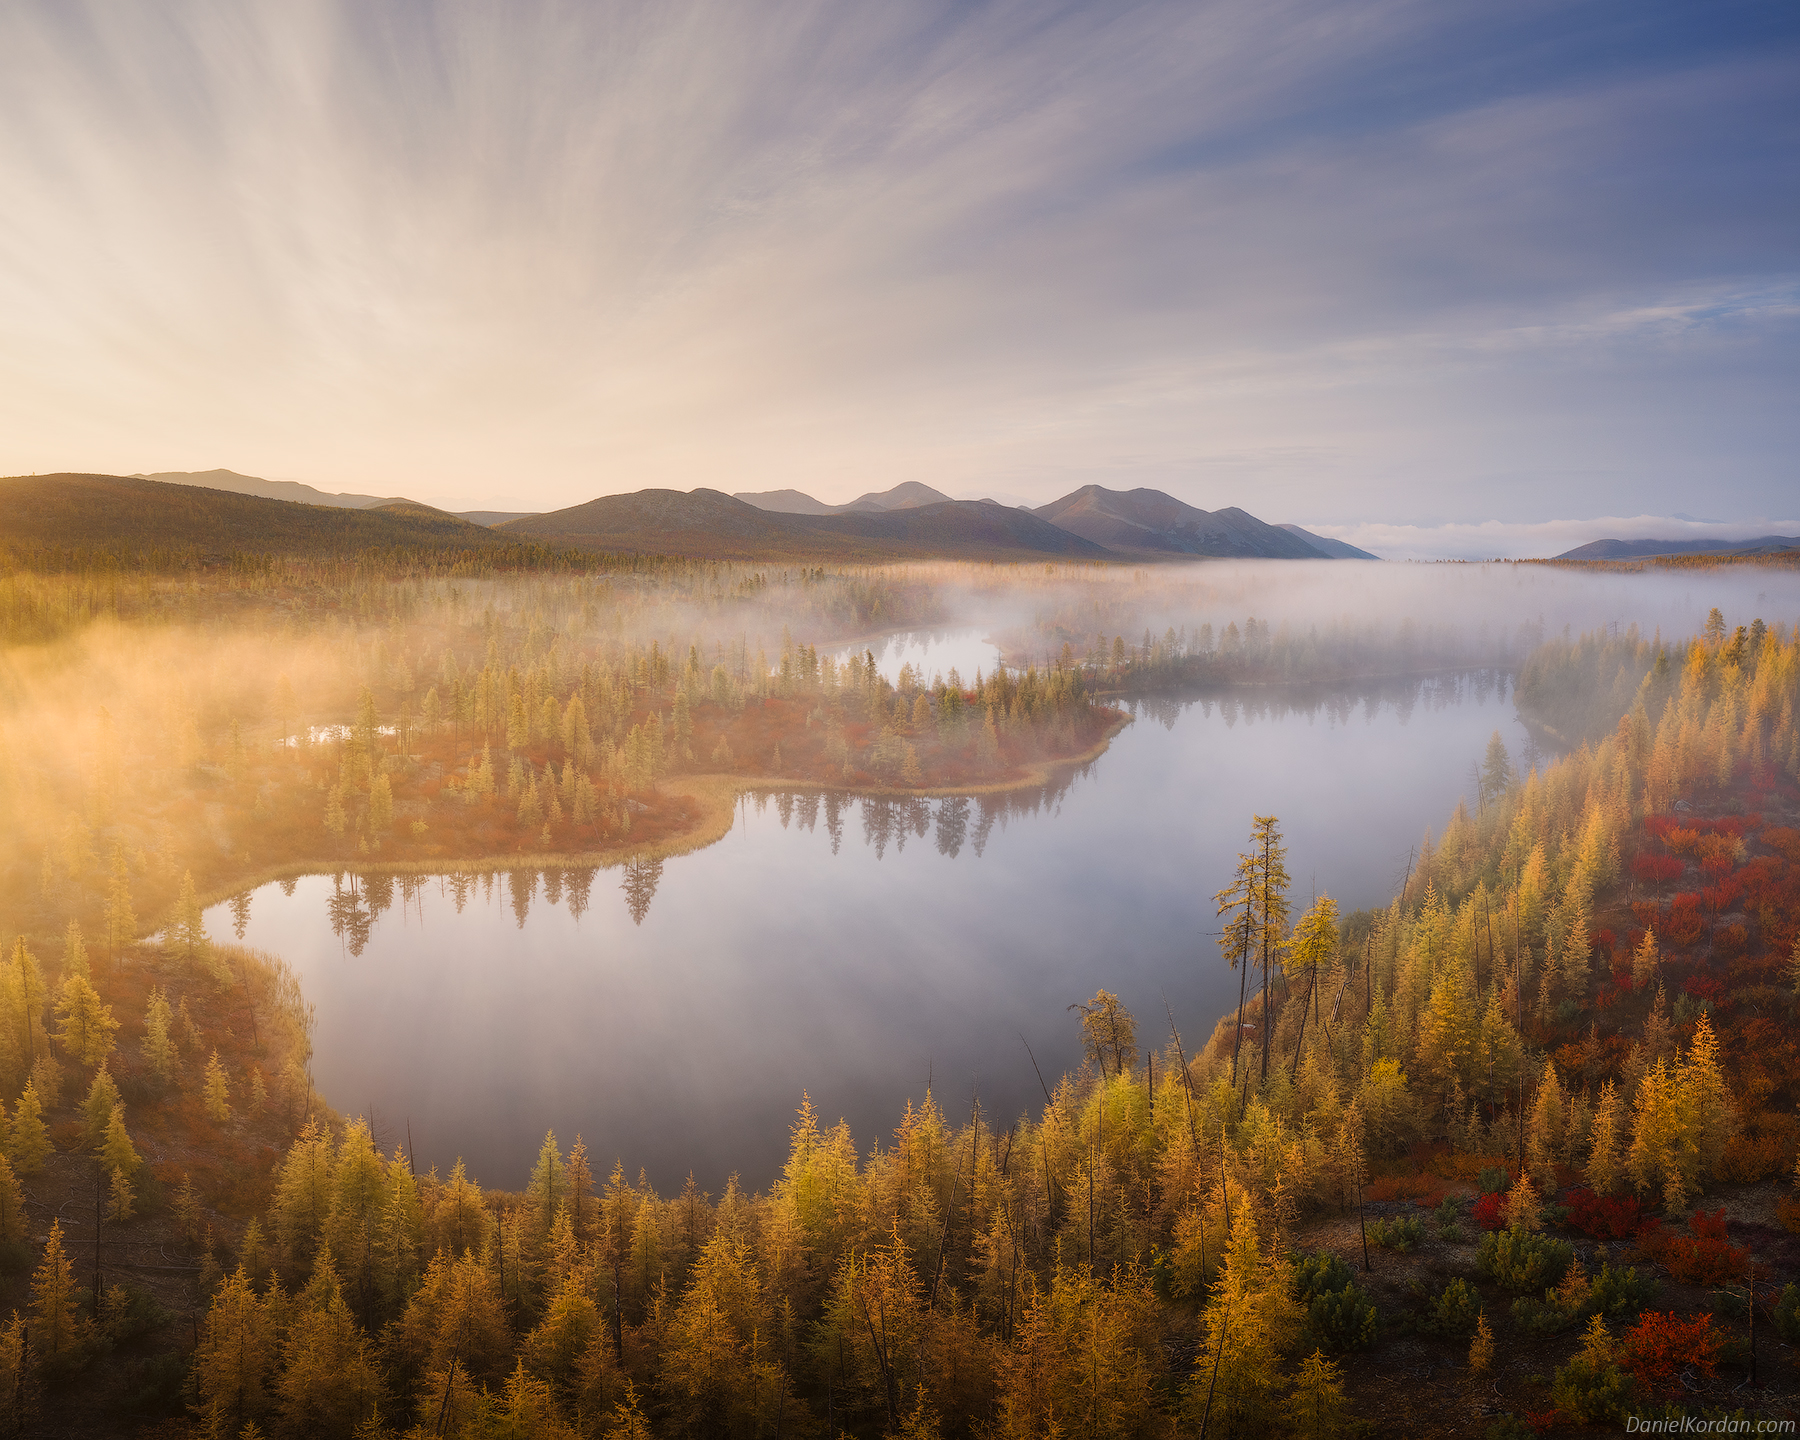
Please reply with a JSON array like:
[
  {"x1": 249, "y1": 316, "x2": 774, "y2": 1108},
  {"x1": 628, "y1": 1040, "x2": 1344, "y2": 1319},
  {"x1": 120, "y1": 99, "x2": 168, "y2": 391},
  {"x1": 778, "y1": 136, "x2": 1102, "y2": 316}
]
[{"x1": 212, "y1": 669, "x2": 1536, "y2": 1192}]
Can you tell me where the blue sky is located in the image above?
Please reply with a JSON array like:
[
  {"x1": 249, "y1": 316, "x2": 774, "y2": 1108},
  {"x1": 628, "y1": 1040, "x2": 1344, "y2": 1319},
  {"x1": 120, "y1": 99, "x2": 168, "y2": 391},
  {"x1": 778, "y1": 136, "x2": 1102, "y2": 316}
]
[{"x1": 1, "y1": 0, "x2": 1795, "y2": 553}]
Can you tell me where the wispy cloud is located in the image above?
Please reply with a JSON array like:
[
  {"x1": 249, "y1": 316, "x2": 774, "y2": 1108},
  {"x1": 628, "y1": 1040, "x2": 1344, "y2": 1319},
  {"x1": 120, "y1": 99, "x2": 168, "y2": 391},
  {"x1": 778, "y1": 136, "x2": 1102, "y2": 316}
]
[{"x1": 0, "y1": 1, "x2": 1794, "y2": 516}]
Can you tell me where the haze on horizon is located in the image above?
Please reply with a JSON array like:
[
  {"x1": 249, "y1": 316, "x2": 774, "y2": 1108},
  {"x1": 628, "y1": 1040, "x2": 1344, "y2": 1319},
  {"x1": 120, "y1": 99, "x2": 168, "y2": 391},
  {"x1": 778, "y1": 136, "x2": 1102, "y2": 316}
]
[{"x1": 2, "y1": 0, "x2": 1796, "y2": 558}]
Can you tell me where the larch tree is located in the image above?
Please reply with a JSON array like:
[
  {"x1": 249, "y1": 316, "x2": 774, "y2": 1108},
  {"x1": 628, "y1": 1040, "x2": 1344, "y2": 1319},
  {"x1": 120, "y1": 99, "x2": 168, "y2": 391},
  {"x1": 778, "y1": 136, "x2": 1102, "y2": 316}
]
[
  {"x1": 0, "y1": 1151, "x2": 25, "y2": 1246},
  {"x1": 1527, "y1": 1061, "x2": 1567, "y2": 1188},
  {"x1": 141, "y1": 987, "x2": 177, "y2": 1082},
  {"x1": 52, "y1": 972, "x2": 118, "y2": 1066},
  {"x1": 62, "y1": 920, "x2": 89, "y2": 981},
  {"x1": 1478, "y1": 731, "x2": 1514, "y2": 813},
  {"x1": 8, "y1": 1084, "x2": 49, "y2": 1174},
  {"x1": 1067, "y1": 991, "x2": 1138, "y2": 1079},
  {"x1": 1215, "y1": 852, "x2": 1258, "y2": 1089},
  {"x1": 528, "y1": 1130, "x2": 564, "y2": 1248},
  {"x1": 103, "y1": 845, "x2": 136, "y2": 966},
  {"x1": 195, "y1": 1266, "x2": 277, "y2": 1435},
  {"x1": 170, "y1": 869, "x2": 209, "y2": 967},
  {"x1": 30, "y1": 1220, "x2": 88, "y2": 1372},
  {"x1": 82, "y1": 1064, "x2": 121, "y2": 1148},
  {"x1": 102, "y1": 1102, "x2": 141, "y2": 1178},
  {"x1": 1633, "y1": 928, "x2": 1661, "y2": 992},
  {"x1": 1248, "y1": 816, "x2": 1292, "y2": 1083},
  {"x1": 107, "y1": 1166, "x2": 136, "y2": 1224},
  {"x1": 369, "y1": 773, "x2": 394, "y2": 832},
  {"x1": 203, "y1": 1050, "x2": 232, "y2": 1124},
  {"x1": 1585, "y1": 1080, "x2": 1625, "y2": 1196}
]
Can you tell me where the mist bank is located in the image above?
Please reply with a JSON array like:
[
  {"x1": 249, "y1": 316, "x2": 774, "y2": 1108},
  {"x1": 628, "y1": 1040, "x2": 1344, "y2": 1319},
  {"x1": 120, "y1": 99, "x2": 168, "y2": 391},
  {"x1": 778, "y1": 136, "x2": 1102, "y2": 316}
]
[{"x1": 5, "y1": 559, "x2": 1800, "y2": 967}]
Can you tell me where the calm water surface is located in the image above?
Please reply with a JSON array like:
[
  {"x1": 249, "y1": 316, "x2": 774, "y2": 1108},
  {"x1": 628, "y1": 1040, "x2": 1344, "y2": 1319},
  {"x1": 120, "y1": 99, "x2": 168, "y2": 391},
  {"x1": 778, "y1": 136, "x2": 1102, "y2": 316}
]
[{"x1": 212, "y1": 671, "x2": 1532, "y2": 1192}]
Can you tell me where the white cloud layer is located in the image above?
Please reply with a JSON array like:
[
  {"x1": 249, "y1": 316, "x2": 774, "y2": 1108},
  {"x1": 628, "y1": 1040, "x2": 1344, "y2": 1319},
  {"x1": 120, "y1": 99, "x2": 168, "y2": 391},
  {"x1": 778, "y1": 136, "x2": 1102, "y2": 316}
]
[
  {"x1": 1307, "y1": 514, "x2": 1800, "y2": 563},
  {"x1": 0, "y1": 1, "x2": 1795, "y2": 518}
]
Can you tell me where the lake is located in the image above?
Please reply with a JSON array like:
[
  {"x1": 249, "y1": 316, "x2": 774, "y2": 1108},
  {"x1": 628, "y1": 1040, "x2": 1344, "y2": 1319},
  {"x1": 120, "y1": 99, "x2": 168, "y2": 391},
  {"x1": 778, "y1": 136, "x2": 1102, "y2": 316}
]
[{"x1": 210, "y1": 669, "x2": 1532, "y2": 1193}]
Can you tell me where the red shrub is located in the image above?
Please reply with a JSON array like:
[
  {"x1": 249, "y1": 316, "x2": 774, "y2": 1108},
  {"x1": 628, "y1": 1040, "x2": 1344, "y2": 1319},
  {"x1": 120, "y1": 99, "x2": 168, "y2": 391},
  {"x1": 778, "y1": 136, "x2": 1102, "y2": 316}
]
[
  {"x1": 1472, "y1": 1191, "x2": 1507, "y2": 1231},
  {"x1": 1714, "y1": 923, "x2": 1747, "y2": 959},
  {"x1": 1634, "y1": 856, "x2": 1684, "y2": 889},
  {"x1": 1699, "y1": 853, "x2": 1735, "y2": 882},
  {"x1": 1619, "y1": 1312, "x2": 1724, "y2": 1399},
  {"x1": 1565, "y1": 1187, "x2": 1643, "y2": 1239},
  {"x1": 1664, "y1": 894, "x2": 1705, "y2": 945},
  {"x1": 1764, "y1": 825, "x2": 1800, "y2": 863},
  {"x1": 1631, "y1": 900, "x2": 1662, "y2": 928},
  {"x1": 1683, "y1": 975, "x2": 1724, "y2": 1004},
  {"x1": 1640, "y1": 1208, "x2": 1750, "y2": 1284},
  {"x1": 1700, "y1": 878, "x2": 1741, "y2": 914}
]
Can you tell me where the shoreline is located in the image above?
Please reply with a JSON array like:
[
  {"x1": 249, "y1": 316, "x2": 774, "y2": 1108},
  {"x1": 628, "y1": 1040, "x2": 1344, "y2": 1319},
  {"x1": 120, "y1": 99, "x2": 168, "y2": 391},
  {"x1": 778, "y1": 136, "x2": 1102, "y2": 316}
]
[{"x1": 185, "y1": 712, "x2": 1132, "y2": 907}]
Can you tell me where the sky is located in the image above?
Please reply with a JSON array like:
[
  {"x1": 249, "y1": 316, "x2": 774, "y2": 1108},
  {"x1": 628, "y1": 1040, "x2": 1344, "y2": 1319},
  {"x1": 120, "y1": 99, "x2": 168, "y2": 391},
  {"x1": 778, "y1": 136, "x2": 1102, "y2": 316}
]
[{"x1": 1, "y1": 0, "x2": 1796, "y2": 555}]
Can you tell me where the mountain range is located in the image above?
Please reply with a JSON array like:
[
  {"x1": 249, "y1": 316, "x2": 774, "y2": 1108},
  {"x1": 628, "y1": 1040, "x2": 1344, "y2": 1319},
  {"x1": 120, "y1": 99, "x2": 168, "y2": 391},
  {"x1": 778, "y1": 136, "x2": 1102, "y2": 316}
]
[
  {"x1": 12, "y1": 469, "x2": 1377, "y2": 563},
  {"x1": 1555, "y1": 535, "x2": 1800, "y2": 560},
  {"x1": 499, "y1": 483, "x2": 1375, "y2": 560},
  {"x1": 135, "y1": 469, "x2": 538, "y2": 526}
]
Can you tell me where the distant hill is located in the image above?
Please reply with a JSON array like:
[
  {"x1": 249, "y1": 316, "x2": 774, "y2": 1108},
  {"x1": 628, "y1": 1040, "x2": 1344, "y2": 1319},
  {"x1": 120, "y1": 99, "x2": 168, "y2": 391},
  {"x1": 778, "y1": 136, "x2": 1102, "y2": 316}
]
[
  {"x1": 734, "y1": 481, "x2": 954, "y2": 515},
  {"x1": 498, "y1": 489, "x2": 1108, "y2": 561},
  {"x1": 136, "y1": 468, "x2": 407, "y2": 510},
  {"x1": 17, "y1": 471, "x2": 1377, "y2": 567},
  {"x1": 457, "y1": 510, "x2": 540, "y2": 527},
  {"x1": 1034, "y1": 485, "x2": 1322, "y2": 559},
  {"x1": 731, "y1": 488, "x2": 840, "y2": 516},
  {"x1": 808, "y1": 500, "x2": 1108, "y2": 555},
  {"x1": 2, "y1": 473, "x2": 513, "y2": 560},
  {"x1": 137, "y1": 467, "x2": 548, "y2": 531},
  {"x1": 1556, "y1": 535, "x2": 1800, "y2": 560},
  {"x1": 1276, "y1": 523, "x2": 1379, "y2": 559}
]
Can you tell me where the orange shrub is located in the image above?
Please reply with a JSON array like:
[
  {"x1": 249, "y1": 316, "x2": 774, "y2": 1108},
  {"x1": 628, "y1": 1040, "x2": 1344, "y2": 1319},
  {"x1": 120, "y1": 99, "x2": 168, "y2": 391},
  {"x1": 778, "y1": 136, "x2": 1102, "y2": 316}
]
[{"x1": 1619, "y1": 1312, "x2": 1724, "y2": 1399}]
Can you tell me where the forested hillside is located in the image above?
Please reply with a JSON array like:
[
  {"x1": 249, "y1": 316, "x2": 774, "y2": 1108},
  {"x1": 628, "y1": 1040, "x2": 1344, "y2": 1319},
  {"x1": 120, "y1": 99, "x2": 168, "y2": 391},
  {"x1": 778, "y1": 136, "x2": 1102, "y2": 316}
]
[
  {"x1": 0, "y1": 475, "x2": 574, "y2": 571},
  {"x1": 2, "y1": 542, "x2": 1799, "y2": 1434}
]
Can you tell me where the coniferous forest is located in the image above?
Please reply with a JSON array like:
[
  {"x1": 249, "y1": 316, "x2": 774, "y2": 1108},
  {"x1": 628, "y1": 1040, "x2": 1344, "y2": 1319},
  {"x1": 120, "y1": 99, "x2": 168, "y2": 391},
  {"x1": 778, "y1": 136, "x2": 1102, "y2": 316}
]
[{"x1": 1, "y1": 555, "x2": 1800, "y2": 1438}]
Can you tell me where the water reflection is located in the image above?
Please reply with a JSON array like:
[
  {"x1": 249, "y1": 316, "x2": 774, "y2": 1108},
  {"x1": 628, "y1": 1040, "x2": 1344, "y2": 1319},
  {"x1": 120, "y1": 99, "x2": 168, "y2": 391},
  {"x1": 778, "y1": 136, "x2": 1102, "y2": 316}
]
[
  {"x1": 210, "y1": 669, "x2": 1536, "y2": 1192},
  {"x1": 284, "y1": 669, "x2": 1527, "y2": 948}
]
